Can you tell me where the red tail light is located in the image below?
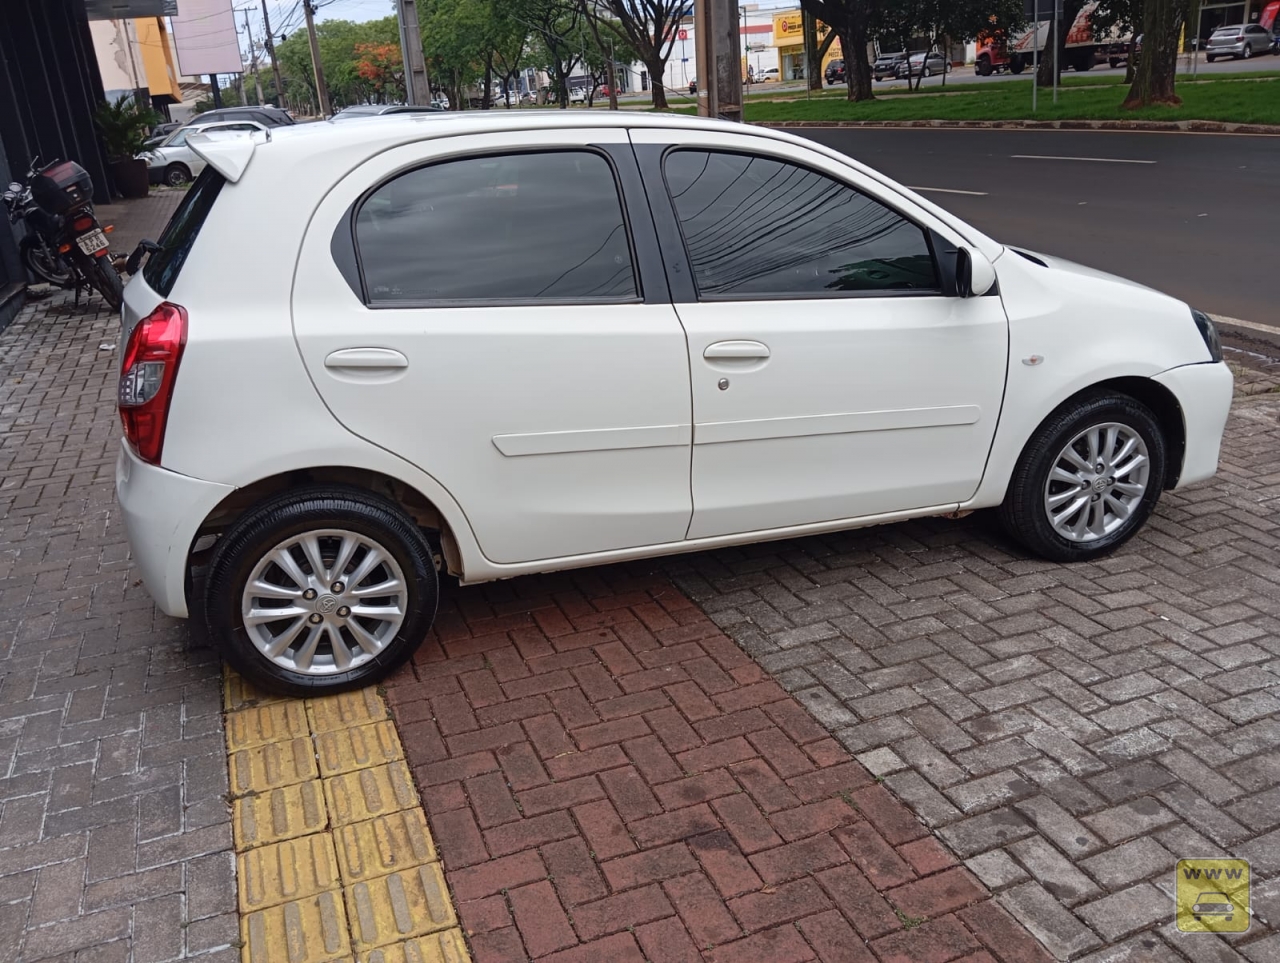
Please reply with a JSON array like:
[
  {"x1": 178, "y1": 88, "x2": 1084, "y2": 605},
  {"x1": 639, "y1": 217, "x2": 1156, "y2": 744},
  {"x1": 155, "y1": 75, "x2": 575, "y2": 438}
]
[
  {"x1": 73, "y1": 216, "x2": 94, "y2": 232},
  {"x1": 118, "y1": 302, "x2": 187, "y2": 465}
]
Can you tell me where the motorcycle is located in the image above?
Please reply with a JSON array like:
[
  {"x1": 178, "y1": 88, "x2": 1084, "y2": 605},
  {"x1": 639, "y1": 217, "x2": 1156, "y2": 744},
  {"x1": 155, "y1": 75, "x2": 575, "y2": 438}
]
[{"x1": 2, "y1": 156, "x2": 124, "y2": 311}]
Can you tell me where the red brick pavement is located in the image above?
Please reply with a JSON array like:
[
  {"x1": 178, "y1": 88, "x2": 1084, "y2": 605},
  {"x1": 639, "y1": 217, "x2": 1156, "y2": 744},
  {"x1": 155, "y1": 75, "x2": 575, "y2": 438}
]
[{"x1": 387, "y1": 568, "x2": 1056, "y2": 963}]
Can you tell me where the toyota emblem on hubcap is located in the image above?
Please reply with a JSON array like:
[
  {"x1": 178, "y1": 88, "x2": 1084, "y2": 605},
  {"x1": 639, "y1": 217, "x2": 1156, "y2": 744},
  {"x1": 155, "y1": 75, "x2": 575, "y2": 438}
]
[{"x1": 317, "y1": 595, "x2": 339, "y2": 615}]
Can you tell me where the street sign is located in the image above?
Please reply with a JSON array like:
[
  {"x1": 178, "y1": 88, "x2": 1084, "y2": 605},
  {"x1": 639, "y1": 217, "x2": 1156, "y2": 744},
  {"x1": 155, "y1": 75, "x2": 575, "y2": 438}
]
[
  {"x1": 1024, "y1": 0, "x2": 1063, "y2": 20},
  {"x1": 678, "y1": 28, "x2": 688, "y2": 40}
]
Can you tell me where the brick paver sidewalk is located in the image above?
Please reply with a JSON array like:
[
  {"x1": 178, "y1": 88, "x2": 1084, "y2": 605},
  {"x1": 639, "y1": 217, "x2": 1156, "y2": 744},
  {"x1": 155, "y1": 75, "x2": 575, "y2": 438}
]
[
  {"x1": 0, "y1": 192, "x2": 238, "y2": 963},
  {"x1": 389, "y1": 572, "x2": 1054, "y2": 963},
  {"x1": 661, "y1": 379, "x2": 1280, "y2": 962}
]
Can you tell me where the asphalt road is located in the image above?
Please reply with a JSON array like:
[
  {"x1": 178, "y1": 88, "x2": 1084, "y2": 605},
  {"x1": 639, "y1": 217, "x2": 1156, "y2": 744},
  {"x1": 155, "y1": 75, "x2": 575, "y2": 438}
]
[{"x1": 796, "y1": 127, "x2": 1279, "y2": 332}]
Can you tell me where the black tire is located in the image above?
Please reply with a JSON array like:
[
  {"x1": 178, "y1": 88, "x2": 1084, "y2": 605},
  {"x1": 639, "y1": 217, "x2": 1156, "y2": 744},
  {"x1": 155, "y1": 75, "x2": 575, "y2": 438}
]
[
  {"x1": 1206, "y1": 54, "x2": 1215, "y2": 62},
  {"x1": 20, "y1": 237, "x2": 73, "y2": 287},
  {"x1": 1242, "y1": 44, "x2": 1253, "y2": 59},
  {"x1": 85, "y1": 255, "x2": 124, "y2": 311},
  {"x1": 1109, "y1": 57, "x2": 1121, "y2": 68},
  {"x1": 204, "y1": 486, "x2": 439, "y2": 696},
  {"x1": 977, "y1": 55, "x2": 993, "y2": 76},
  {"x1": 999, "y1": 392, "x2": 1167, "y2": 563},
  {"x1": 164, "y1": 163, "x2": 192, "y2": 187},
  {"x1": 1009, "y1": 56, "x2": 1025, "y2": 74}
]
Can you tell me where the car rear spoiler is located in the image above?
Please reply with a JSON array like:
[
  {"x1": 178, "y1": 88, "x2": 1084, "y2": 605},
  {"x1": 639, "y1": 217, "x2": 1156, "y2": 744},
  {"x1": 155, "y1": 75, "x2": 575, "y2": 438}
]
[{"x1": 186, "y1": 128, "x2": 269, "y2": 183}]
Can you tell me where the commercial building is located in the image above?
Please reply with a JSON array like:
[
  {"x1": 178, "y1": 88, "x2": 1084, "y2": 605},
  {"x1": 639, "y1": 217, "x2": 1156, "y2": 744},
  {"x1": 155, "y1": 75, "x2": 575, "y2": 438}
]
[{"x1": 90, "y1": 16, "x2": 184, "y2": 116}]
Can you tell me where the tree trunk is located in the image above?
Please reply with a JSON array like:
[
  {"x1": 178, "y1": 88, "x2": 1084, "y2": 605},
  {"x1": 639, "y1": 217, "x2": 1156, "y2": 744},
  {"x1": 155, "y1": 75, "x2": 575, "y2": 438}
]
[
  {"x1": 1036, "y1": 17, "x2": 1058, "y2": 86},
  {"x1": 1124, "y1": 0, "x2": 1185, "y2": 107},
  {"x1": 840, "y1": 28, "x2": 873, "y2": 101},
  {"x1": 804, "y1": 13, "x2": 822, "y2": 90},
  {"x1": 646, "y1": 56, "x2": 668, "y2": 108},
  {"x1": 483, "y1": 56, "x2": 493, "y2": 109}
]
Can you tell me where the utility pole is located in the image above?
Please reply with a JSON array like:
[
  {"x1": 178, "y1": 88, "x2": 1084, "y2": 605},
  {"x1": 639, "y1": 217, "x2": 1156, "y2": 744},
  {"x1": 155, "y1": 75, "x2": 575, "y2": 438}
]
[
  {"x1": 243, "y1": 7, "x2": 265, "y2": 105},
  {"x1": 302, "y1": 0, "x2": 332, "y2": 116},
  {"x1": 210, "y1": 73, "x2": 224, "y2": 108},
  {"x1": 395, "y1": 0, "x2": 431, "y2": 105},
  {"x1": 694, "y1": 0, "x2": 743, "y2": 120},
  {"x1": 261, "y1": 0, "x2": 285, "y2": 105}
]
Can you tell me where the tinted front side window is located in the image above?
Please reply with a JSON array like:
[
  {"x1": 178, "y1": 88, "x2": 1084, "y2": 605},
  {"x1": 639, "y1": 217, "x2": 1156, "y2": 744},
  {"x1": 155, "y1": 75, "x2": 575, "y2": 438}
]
[
  {"x1": 355, "y1": 151, "x2": 636, "y2": 304},
  {"x1": 664, "y1": 150, "x2": 938, "y2": 298}
]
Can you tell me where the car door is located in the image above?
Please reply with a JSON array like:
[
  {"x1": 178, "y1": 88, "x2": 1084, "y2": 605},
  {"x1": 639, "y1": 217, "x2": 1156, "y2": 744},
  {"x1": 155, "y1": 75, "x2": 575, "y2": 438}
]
[
  {"x1": 291, "y1": 128, "x2": 693, "y2": 565},
  {"x1": 630, "y1": 128, "x2": 1009, "y2": 540}
]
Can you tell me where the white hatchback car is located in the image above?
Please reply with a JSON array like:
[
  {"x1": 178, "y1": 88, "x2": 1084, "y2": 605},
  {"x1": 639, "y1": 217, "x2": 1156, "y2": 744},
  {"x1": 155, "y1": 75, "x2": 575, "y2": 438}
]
[{"x1": 116, "y1": 113, "x2": 1232, "y2": 694}]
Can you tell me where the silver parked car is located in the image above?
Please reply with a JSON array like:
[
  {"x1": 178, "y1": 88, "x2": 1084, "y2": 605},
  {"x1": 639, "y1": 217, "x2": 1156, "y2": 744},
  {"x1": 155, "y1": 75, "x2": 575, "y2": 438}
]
[
  {"x1": 897, "y1": 51, "x2": 950, "y2": 79},
  {"x1": 1205, "y1": 23, "x2": 1275, "y2": 60}
]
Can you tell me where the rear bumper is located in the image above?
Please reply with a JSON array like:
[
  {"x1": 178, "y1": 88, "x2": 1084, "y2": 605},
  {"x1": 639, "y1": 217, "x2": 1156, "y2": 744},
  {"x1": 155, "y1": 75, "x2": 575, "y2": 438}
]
[
  {"x1": 116, "y1": 444, "x2": 234, "y2": 618},
  {"x1": 1153, "y1": 361, "x2": 1234, "y2": 489}
]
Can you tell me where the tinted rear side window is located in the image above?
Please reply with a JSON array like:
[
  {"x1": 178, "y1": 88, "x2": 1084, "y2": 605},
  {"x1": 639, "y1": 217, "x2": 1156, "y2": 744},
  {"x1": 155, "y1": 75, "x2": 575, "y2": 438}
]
[
  {"x1": 143, "y1": 167, "x2": 225, "y2": 296},
  {"x1": 354, "y1": 150, "x2": 637, "y2": 305}
]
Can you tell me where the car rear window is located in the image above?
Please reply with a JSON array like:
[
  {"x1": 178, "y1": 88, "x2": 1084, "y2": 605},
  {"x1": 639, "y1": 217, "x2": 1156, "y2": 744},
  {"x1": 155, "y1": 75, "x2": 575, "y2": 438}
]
[{"x1": 142, "y1": 167, "x2": 225, "y2": 297}]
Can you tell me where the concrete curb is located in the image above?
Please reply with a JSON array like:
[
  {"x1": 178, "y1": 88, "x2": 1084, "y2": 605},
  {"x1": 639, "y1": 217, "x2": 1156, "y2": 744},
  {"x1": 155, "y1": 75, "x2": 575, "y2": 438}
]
[{"x1": 755, "y1": 118, "x2": 1280, "y2": 135}]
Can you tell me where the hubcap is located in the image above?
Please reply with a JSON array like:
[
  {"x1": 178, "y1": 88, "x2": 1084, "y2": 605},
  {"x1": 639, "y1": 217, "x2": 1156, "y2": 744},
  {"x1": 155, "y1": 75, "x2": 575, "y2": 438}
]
[
  {"x1": 240, "y1": 529, "x2": 408, "y2": 675},
  {"x1": 1044, "y1": 422, "x2": 1150, "y2": 543}
]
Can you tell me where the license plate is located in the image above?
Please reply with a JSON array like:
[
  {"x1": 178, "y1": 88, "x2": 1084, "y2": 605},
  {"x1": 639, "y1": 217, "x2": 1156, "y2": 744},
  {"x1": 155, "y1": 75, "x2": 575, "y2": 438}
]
[{"x1": 77, "y1": 229, "x2": 109, "y2": 255}]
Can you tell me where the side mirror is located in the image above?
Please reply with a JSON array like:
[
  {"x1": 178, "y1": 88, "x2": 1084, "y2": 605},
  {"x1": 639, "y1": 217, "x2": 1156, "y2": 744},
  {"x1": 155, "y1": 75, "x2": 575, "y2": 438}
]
[{"x1": 956, "y1": 246, "x2": 996, "y2": 298}]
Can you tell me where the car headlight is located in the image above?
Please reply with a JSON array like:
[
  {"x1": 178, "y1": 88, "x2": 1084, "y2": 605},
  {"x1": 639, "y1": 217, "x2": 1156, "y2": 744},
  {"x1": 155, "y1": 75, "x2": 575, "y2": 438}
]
[{"x1": 1191, "y1": 308, "x2": 1223, "y2": 362}]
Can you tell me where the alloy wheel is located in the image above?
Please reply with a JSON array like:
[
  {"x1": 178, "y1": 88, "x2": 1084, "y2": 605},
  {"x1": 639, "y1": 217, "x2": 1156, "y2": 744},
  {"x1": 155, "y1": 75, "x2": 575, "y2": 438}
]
[
  {"x1": 1043, "y1": 422, "x2": 1150, "y2": 542},
  {"x1": 240, "y1": 528, "x2": 408, "y2": 675}
]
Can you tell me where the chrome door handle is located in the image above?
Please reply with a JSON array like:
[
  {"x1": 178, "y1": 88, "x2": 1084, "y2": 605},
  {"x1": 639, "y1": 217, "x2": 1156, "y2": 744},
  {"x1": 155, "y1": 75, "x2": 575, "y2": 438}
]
[
  {"x1": 324, "y1": 347, "x2": 409, "y2": 369},
  {"x1": 703, "y1": 340, "x2": 770, "y2": 360}
]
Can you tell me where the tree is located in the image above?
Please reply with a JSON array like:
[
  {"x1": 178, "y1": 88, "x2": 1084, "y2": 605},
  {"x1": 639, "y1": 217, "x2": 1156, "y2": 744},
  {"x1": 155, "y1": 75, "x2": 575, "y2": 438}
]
[
  {"x1": 519, "y1": 0, "x2": 587, "y2": 108},
  {"x1": 1123, "y1": 0, "x2": 1190, "y2": 106},
  {"x1": 591, "y1": 0, "x2": 685, "y2": 108},
  {"x1": 800, "y1": 0, "x2": 874, "y2": 101},
  {"x1": 354, "y1": 42, "x2": 406, "y2": 102}
]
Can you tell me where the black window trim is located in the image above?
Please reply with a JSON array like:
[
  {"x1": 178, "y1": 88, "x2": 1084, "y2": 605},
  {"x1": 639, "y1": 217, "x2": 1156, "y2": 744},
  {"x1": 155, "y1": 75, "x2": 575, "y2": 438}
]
[
  {"x1": 345, "y1": 145, "x2": 647, "y2": 310},
  {"x1": 658, "y1": 144, "x2": 947, "y2": 303}
]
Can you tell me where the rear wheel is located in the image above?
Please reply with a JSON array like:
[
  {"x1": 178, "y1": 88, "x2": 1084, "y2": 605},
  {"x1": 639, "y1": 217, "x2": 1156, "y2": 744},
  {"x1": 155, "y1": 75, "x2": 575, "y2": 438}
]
[
  {"x1": 204, "y1": 487, "x2": 439, "y2": 695},
  {"x1": 999, "y1": 392, "x2": 1166, "y2": 562},
  {"x1": 85, "y1": 255, "x2": 123, "y2": 310},
  {"x1": 1242, "y1": 44, "x2": 1253, "y2": 58},
  {"x1": 1009, "y1": 56, "x2": 1026, "y2": 74}
]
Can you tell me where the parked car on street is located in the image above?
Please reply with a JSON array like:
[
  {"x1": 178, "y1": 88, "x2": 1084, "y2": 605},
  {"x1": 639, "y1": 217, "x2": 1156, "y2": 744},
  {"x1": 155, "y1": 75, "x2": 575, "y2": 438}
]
[
  {"x1": 824, "y1": 59, "x2": 846, "y2": 84},
  {"x1": 138, "y1": 119, "x2": 269, "y2": 186},
  {"x1": 188, "y1": 105, "x2": 294, "y2": 127},
  {"x1": 873, "y1": 52, "x2": 908, "y2": 80},
  {"x1": 1205, "y1": 23, "x2": 1274, "y2": 59},
  {"x1": 332, "y1": 104, "x2": 447, "y2": 119},
  {"x1": 758, "y1": 67, "x2": 781, "y2": 81},
  {"x1": 897, "y1": 51, "x2": 950, "y2": 79},
  {"x1": 116, "y1": 112, "x2": 1233, "y2": 694}
]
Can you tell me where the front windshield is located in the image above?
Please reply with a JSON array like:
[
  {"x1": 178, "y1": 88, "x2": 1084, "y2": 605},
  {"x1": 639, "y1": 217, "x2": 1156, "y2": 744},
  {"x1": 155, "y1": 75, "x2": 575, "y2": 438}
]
[{"x1": 162, "y1": 127, "x2": 190, "y2": 148}]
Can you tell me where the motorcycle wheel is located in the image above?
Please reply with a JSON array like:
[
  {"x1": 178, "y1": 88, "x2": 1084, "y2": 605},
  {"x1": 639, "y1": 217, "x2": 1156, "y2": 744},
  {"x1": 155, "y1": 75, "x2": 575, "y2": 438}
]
[
  {"x1": 85, "y1": 255, "x2": 124, "y2": 311},
  {"x1": 21, "y1": 238, "x2": 74, "y2": 288}
]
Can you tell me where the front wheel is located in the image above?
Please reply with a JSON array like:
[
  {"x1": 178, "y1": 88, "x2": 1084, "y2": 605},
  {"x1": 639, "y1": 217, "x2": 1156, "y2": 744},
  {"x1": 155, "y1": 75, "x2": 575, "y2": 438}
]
[
  {"x1": 85, "y1": 255, "x2": 123, "y2": 310},
  {"x1": 999, "y1": 392, "x2": 1166, "y2": 562},
  {"x1": 21, "y1": 237, "x2": 73, "y2": 287},
  {"x1": 204, "y1": 487, "x2": 439, "y2": 695},
  {"x1": 163, "y1": 163, "x2": 191, "y2": 187}
]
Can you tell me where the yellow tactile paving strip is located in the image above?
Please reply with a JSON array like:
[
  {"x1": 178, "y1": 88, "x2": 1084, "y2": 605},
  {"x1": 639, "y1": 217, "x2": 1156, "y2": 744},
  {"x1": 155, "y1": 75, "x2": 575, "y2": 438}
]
[{"x1": 224, "y1": 673, "x2": 471, "y2": 963}]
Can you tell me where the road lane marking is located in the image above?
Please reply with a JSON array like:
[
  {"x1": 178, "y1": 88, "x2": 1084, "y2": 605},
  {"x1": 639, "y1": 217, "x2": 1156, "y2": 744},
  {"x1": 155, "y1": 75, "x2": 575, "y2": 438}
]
[
  {"x1": 1212, "y1": 313, "x2": 1279, "y2": 336},
  {"x1": 1012, "y1": 154, "x2": 1156, "y2": 164},
  {"x1": 907, "y1": 186, "x2": 990, "y2": 196}
]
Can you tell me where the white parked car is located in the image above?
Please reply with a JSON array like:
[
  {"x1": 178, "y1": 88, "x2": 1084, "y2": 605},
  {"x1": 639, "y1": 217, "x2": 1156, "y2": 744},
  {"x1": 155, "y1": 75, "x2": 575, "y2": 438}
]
[
  {"x1": 116, "y1": 113, "x2": 1232, "y2": 694},
  {"x1": 139, "y1": 119, "x2": 269, "y2": 186}
]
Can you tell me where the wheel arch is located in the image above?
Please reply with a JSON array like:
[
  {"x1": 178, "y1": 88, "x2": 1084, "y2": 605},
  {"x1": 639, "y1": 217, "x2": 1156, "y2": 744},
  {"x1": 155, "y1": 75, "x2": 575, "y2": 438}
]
[
  {"x1": 186, "y1": 465, "x2": 468, "y2": 606},
  {"x1": 1002, "y1": 376, "x2": 1187, "y2": 500}
]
